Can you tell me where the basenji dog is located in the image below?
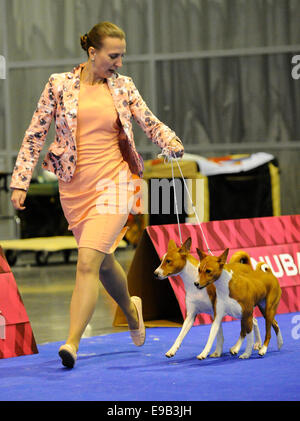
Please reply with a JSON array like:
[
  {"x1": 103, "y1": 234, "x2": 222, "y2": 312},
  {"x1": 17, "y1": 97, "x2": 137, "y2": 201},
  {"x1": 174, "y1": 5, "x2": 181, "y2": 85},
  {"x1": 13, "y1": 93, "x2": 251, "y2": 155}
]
[
  {"x1": 194, "y1": 248, "x2": 283, "y2": 359},
  {"x1": 154, "y1": 238, "x2": 261, "y2": 358}
]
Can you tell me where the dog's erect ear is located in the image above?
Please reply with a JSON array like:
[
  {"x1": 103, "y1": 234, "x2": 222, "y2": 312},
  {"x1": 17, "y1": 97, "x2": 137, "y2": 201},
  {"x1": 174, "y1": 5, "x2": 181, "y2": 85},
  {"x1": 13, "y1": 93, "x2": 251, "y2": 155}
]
[
  {"x1": 218, "y1": 248, "x2": 229, "y2": 266},
  {"x1": 168, "y1": 239, "x2": 177, "y2": 250},
  {"x1": 179, "y1": 237, "x2": 192, "y2": 253},
  {"x1": 196, "y1": 248, "x2": 207, "y2": 261}
]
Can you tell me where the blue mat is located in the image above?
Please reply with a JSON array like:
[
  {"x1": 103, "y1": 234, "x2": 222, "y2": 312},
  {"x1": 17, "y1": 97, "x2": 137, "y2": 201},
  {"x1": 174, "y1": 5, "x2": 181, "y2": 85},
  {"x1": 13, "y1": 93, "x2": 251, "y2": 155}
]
[{"x1": 0, "y1": 312, "x2": 300, "y2": 401}]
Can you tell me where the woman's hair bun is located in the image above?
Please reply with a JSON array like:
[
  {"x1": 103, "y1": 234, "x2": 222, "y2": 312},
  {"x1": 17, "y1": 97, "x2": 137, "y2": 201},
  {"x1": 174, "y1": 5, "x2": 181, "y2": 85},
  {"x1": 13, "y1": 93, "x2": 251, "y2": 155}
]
[
  {"x1": 80, "y1": 33, "x2": 89, "y2": 51},
  {"x1": 80, "y1": 23, "x2": 125, "y2": 57}
]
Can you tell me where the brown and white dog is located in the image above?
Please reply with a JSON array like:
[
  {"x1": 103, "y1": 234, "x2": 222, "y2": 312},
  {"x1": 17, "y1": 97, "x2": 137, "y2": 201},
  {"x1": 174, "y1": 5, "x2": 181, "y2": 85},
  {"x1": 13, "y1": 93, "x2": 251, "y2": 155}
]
[
  {"x1": 194, "y1": 248, "x2": 283, "y2": 359},
  {"x1": 154, "y1": 238, "x2": 261, "y2": 358}
]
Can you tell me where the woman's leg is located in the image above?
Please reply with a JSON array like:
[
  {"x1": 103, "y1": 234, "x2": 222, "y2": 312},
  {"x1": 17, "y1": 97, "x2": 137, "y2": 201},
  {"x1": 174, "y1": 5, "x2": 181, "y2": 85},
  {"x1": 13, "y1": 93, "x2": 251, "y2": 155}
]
[
  {"x1": 65, "y1": 247, "x2": 106, "y2": 351},
  {"x1": 99, "y1": 252, "x2": 139, "y2": 330}
]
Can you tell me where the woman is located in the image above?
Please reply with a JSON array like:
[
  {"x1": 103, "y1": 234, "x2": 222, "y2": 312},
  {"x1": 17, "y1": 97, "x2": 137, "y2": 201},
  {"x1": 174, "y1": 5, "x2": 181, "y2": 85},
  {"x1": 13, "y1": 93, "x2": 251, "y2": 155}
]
[{"x1": 10, "y1": 21, "x2": 184, "y2": 368}]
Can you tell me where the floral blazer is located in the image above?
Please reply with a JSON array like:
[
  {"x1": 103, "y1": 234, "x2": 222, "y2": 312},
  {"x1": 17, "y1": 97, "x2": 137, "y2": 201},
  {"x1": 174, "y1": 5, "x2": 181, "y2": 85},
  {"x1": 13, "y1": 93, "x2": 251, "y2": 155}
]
[{"x1": 10, "y1": 62, "x2": 183, "y2": 191}]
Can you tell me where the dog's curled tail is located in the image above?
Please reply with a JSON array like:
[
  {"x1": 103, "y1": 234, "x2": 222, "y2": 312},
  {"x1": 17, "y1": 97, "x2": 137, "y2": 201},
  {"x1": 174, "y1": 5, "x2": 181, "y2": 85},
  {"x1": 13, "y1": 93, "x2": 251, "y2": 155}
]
[{"x1": 229, "y1": 251, "x2": 252, "y2": 267}]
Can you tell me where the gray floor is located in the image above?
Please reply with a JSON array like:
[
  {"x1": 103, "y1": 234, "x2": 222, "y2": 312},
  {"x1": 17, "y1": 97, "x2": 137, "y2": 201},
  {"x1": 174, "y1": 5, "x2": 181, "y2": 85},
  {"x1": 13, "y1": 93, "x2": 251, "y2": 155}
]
[{"x1": 11, "y1": 246, "x2": 136, "y2": 345}]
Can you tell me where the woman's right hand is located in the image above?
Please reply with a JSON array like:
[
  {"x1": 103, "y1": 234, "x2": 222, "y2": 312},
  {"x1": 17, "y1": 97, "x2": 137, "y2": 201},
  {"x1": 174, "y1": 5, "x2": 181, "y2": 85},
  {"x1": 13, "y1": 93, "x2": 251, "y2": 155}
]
[{"x1": 11, "y1": 189, "x2": 27, "y2": 211}]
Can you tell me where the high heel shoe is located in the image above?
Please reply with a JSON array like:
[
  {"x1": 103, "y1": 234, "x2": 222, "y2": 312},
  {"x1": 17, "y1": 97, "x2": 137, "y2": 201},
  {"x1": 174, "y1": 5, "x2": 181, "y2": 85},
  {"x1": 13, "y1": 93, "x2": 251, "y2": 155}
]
[
  {"x1": 129, "y1": 296, "x2": 146, "y2": 346},
  {"x1": 58, "y1": 343, "x2": 77, "y2": 368}
]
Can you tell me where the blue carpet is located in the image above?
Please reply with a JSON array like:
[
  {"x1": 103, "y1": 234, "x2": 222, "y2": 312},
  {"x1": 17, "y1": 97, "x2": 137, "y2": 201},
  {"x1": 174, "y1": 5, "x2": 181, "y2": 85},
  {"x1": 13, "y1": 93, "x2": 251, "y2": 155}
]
[{"x1": 0, "y1": 312, "x2": 300, "y2": 401}]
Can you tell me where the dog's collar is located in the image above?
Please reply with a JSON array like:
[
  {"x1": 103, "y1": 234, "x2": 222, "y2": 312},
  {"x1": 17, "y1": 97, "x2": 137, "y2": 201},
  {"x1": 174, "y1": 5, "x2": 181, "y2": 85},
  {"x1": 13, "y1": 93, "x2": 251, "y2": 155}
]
[
  {"x1": 198, "y1": 282, "x2": 211, "y2": 290},
  {"x1": 196, "y1": 269, "x2": 233, "y2": 289}
]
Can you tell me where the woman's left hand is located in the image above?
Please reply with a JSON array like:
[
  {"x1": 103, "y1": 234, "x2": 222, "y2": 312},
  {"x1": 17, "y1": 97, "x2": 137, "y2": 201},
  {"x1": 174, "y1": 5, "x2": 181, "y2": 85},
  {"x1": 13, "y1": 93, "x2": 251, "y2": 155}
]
[{"x1": 168, "y1": 138, "x2": 184, "y2": 158}]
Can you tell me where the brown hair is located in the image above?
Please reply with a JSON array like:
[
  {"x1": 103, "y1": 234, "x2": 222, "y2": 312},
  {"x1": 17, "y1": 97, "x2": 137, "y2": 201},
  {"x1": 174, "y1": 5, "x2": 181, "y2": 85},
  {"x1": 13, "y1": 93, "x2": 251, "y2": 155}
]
[{"x1": 80, "y1": 21, "x2": 125, "y2": 57}]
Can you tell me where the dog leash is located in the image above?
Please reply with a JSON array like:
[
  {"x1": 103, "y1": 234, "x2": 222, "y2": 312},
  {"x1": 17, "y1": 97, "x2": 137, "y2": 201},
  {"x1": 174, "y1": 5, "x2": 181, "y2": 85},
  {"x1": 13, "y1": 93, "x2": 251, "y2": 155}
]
[
  {"x1": 170, "y1": 156, "x2": 183, "y2": 244},
  {"x1": 158, "y1": 149, "x2": 213, "y2": 255}
]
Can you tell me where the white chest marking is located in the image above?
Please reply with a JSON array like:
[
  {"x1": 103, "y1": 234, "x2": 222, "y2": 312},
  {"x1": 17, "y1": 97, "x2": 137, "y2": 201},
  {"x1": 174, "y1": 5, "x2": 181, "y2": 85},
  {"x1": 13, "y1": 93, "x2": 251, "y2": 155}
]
[
  {"x1": 215, "y1": 270, "x2": 242, "y2": 319},
  {"x1": 180, "y1": 260, "x2": 213, "y2": 314}
]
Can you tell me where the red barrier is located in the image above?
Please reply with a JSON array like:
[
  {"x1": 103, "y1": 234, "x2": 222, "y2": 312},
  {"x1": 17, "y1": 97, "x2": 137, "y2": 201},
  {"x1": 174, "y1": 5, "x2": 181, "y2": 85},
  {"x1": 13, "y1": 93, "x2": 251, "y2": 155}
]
[{"x1": 0, "y1": 246, "x2": 38, "y2": 359}]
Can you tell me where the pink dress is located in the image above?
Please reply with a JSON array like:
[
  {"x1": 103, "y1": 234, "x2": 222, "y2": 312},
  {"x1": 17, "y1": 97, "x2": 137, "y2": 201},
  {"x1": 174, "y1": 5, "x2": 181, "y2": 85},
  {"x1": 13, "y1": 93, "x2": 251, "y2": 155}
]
[{"x1": 58, "y1": 81, "x2": 134, "y2": 253}]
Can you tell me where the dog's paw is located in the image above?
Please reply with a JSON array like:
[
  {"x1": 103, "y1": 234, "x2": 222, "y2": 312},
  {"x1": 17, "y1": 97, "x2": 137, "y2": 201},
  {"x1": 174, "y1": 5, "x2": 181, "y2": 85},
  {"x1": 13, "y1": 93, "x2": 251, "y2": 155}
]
[
  {"x1": 253, "y1": 341, "x2": 262, "y2": 350},
  {"x1": 258, "y1": 345, "x2": 267, "y2": 356},
  {"x1": 196, "y1": 352, "x2": 208, "y2": 360},
  {"x1": 209, "y1": 351, "x2": 222, "y2": 358},
  {"x1": 239, "y1": 352, "x2": 251, "y2": 359},
  {"x1": 230, "y1": 346, "x2": 239, "y2": 355},
  {"x1": 165, "y1": 347, "x2": 177, "y2": 358}
]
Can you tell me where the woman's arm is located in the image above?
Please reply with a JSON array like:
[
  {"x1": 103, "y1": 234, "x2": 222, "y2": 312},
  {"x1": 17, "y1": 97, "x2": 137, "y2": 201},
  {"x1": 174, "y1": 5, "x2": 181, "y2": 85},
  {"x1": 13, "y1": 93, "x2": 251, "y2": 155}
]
[
  {"x1": 128, "y1": 78, "x2": 184, "y2": 158},
  {"x1": 10, "y1": 76, "x2": 57, "y2": 192}
]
